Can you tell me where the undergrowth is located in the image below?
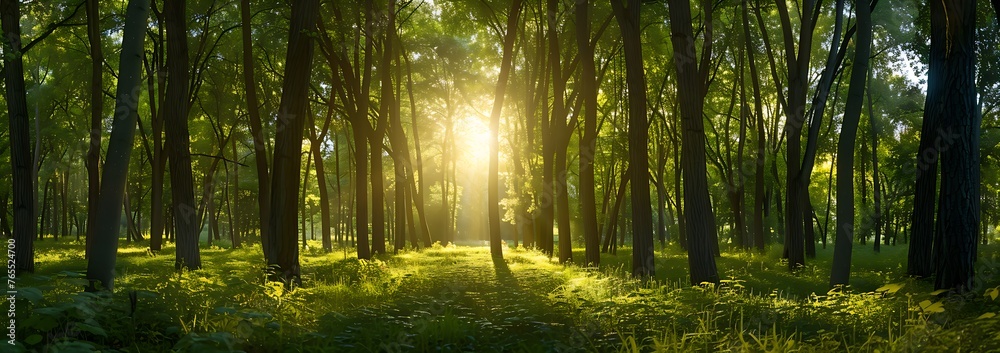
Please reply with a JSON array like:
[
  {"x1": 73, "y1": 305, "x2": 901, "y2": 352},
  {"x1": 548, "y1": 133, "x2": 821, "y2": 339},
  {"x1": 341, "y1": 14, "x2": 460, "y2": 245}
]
[{"x1": 6, "y1": 239, "x2": 1000, "y2": 352}]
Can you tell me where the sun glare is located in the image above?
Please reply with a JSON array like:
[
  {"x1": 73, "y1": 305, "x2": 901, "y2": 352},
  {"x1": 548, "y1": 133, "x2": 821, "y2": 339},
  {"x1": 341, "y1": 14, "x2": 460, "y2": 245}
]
[{"x1": 456, "y1": 116, "x2": 493, "y2": 165}]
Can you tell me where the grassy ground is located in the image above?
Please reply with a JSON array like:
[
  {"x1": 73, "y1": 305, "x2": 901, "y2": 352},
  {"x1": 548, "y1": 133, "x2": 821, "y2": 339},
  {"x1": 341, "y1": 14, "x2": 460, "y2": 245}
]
[{"x1": 7, "y1": 238, "x2": 1000, "y2": 352}]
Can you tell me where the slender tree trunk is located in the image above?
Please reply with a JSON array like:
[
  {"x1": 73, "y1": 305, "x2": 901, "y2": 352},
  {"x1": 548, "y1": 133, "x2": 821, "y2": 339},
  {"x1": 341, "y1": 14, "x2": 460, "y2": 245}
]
[
  {"x1": 868, "y1": 72, "x2": 882, "y2": 254},
  {"x1": 85, "y1": 0, "x2": 104, "y2": 257},
  {"x1": 577, "y1": 0, "x2": 600, "y2": 266},
  {"x1": 310, "y1": 105, "x2": 333, "y2": 252},
  {"x1": 267, "y1": 0, "x2": 320, "y2": 285},
  {"x1": 85, "y1": 0, "x2": 151, "y2": 290},
  {"x1": 830, "y1": 0, "x2": 871, "y2": 287},
  {"x1": 487, "y1": 0, "x2": 523, "y2": 259},
  {"x1": 240, "y1": 0, "x2": 271, "y2": 255},
  {"x1": 147, "y1": 9, "x2": 167, "y2": 252},
  {"x1": 401, "y1": 51, "x2": 432, "y2": 247},
  {"x1": 602, "y1": 168, "x2": 629, "y2": 254}
]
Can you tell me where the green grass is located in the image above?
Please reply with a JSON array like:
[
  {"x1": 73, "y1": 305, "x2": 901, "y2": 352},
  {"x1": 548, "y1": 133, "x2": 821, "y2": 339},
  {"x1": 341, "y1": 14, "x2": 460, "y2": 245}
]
[{"x1": 7, "y1": 238, "x2": 1000, "y2": 352}]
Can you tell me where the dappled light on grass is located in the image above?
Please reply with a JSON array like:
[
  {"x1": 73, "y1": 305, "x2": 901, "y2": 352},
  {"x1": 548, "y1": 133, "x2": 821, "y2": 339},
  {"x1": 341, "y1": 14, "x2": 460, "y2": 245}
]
[{"x1": 9, "y1": 241, "x2": 1000, "y2": 351}]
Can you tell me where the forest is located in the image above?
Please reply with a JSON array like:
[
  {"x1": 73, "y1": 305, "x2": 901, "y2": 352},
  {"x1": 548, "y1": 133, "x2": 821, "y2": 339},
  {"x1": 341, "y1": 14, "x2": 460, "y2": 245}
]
[{"x1": 3, "y1": 0, "x2": 1000, "y2": 351}]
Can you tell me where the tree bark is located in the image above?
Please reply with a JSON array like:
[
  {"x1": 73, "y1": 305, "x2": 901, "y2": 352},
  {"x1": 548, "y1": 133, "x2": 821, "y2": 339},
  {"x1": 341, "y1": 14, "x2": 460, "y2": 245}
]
[
  {"x1": 84, "y1": 0, "x2": 150, "y2": 290},
  {"x1": 1, "y1": 0, "x2": 36, "y2": 274},
  {"x1": 85, "y1": 0, "x2": 104, "y2": 258},
  {"x1": 830, "y1": 0, "x2": 871, "y2": 287},
  {"x1": 163, "y1": 0, "x2": 201, "y2": 270},
  {"x1": 267, "y1": 0, "x2": 320, "y2": 285},
  {"x1": 577, "y1": 0, "x2": 600, "y2": 266},
  {"x1": 611, "y1": 0, "x2": 655, "y2": 278},
  {"x1": 487, "y1": 0, "x2": 524, "y2": 259},
  {"x1": 933, "y1": 0, "x2": 978, "y2": 292},
  {"x1": 664, "y1": 0, "x2": 719, "y2": 284},
  {"x1": 240, "y1": 0, "x2": 271, "y2": 256}
]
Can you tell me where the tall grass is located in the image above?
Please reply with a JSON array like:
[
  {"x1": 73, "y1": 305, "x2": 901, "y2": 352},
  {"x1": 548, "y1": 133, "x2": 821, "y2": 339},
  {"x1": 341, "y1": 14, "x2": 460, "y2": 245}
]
[{"x1": 6, "y1": 239, "x2": 1000, "y2": 352}]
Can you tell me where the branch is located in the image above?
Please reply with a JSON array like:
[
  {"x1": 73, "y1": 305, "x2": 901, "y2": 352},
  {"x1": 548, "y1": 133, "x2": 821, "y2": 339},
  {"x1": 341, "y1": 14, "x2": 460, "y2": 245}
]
[
  {"x1": 22, "y1": 0, "x2": 87, "y2": 54},
  {"x1": 191, "y1": 153, "x2": 249, "y2": 167}
]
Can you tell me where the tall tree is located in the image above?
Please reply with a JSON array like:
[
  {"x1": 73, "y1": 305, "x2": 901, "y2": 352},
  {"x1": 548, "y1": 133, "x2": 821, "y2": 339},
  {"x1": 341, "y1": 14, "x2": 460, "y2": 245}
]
[
  {"x1": 84, "y1": 0, "x2": 103, "y2": 258},
  {"x1": 830, "y1": 0, "x2": 871, "y2": 287},
  {"x1": 665, "y1": 0, "x2": 720, "y2": 284},
  {"x1": 163, "y1": 0, "x2": 200, "y2": 270},
  {"x1": 267, "y1": 0, "x2": 321, "y2": 284},
  {"x1": 240, "y1": 0, "x2": 271, "y2": 256},
  {"x1": 1, "y1": 0, "x2": 35, "y2": 274},
  {"x1": 576, "y1": 0, "x2": 601, "y2": 266},
  {"x1": 488, "y1": 0, "x2": 524, "y2": 259},
  {"x1": 932, "y1": 0, "x2": 978, "y2": 292},
  {"x1": 85, "y1": 0, "x2": 151, "y2": 290},
  {"x1": 610, "y1": 0, "x2": 655, "y2": 277}
]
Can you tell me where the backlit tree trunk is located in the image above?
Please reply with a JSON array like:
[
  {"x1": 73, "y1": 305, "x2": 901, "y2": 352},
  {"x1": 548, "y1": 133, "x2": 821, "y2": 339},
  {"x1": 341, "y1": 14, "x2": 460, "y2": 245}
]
[
  {"x1": 85, "y1": 0, "x2": 150, "y2": 290},
  {"x1": 665, "y1": 0, "x2": 719, "y2": 284},
  {"x1": 830, "y1": 0, "x2": 871, "y2": 287},
  {"x1": 611, "y1": 0, "x2": 655, "y2": 278},
  {"x1": 2, "y1": 0, "x2": 36, "y2": 274},
  {"x1": 267, "y1": 0, "x2": 321, "y2": 285},
  {"x1": 577, "y1": 0, "x2": 601, "y2": 266}
]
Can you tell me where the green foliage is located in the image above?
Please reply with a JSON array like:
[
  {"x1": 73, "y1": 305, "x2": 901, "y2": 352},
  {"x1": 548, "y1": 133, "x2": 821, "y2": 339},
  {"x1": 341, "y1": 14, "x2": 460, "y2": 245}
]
[{"x1": 10, "y1": 241, "x2": 1000, "y2": 352}]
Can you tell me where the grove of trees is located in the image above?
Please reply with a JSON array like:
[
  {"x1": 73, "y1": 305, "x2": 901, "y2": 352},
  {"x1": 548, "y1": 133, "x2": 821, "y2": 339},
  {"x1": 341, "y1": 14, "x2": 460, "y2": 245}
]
[{"x1": 2, "y1": 0, "x2": 1000, "y2": 294}]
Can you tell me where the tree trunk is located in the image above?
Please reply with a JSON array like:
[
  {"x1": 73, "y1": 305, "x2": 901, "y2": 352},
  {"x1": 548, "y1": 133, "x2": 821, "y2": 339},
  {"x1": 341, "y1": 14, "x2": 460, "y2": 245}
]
[
  {"x1": 163, "y1": 0, "x2": 201, "y2": 270},
  {"x1": 487, "y1": 0, "x2": 523, "y2": 259},
  {"x1": 577, "y1": 0, "x2": 600, "y2": 266},
  {"x1": 147, "y1": 9, "x2": 167, "y2": 252},
  {"x1": 85, "y1": 0, "x2": 104, "y2": 257},
  {"x1": 611, "y1": 0, "x2": 655, "y2": 278},
  {"x1": 933, "y1": 0, "x2": 978, "y2": 292},
  {"x1": 664, "y1": 0, "x2": 719, "y2": 284},
  {"x1": 868, "y1": 71, "x2": 882, "y2": 254},
  {"x1": 266, "y1": 0, "x2": 320, "y2": 285},
  {"x1": 2, "y1": 0, "x2": 36, "y2": 274},
  {"x1": 240, "y1": 0, "x2": 271, "y2": 256},
  {"x1": 84, "y1": 0, "x2": 150, "y2": 290},
  {"x1": 401, "y1": 50, "x2": 432, "y2": 247},
  {"x1": 830, "y1": 0, "x2": 870, "y2": 287}
]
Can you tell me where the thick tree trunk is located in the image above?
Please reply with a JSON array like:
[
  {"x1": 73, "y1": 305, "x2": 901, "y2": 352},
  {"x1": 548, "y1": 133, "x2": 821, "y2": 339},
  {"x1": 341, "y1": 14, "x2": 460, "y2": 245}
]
[
  {"x1": 163, "y1": 0, "x2": 201, "y2": 270},
  {"x1": 240, "y1": 0, "x2": 271, "y2": 256},
  {"x1": 267, "y1": 0, "x2": 320, "y2": 285},
  {"x1": 830, "y1": 0, "x2": 871, "y2": 287},
  {"x1": 611, "y1": 0, "x2": 655, "y2": 278},
  {"x1": 2, "y1": 0, "x2": 36, "y2": 274},
  {"x1": 664, "y1": 0, "x2": 718, "y2": 284},
  {"x1": 84, "y1": 0, "x2": 150, "y2": 290},
  {"x1": 933, "y1": 0, "x2": 978, "y2": 292}
]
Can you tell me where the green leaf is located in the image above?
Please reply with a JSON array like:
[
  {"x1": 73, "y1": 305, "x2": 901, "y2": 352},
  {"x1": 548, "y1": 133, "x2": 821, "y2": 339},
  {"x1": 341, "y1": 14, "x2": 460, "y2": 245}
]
[
  {"x1": 929, "y1": 289, "x2": 949, "y2": 296},
  {"x1": 875, "y1": 283, "x2": 905, "y2": 294},
  {"x1": 75, "y1": 322, "x2": 107, "y2": 337},
  {"x1": 25, "y1": 334, "x2": 42, "y2": 345},
  {"x1": 985, "y1": 287, "x2": 999, "y2": 300},
  {"x1": 977, "y1": 312, "x2": 996, "y2": 319},
  {"x1": 919, "y1": 300, "x2": 945, "y2": 313},
  {"x1": 17, "y1": 287, "x2": 43, "y2": 303}
]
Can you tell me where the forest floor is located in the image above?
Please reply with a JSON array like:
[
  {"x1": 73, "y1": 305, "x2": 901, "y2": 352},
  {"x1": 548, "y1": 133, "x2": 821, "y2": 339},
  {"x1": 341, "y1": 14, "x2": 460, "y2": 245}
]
[{"x1": 8, "y1": 239, "x2": 1000, "y2": 352}]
